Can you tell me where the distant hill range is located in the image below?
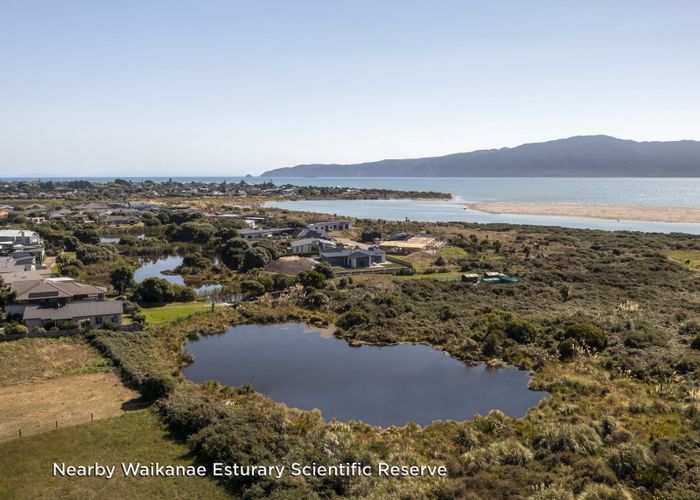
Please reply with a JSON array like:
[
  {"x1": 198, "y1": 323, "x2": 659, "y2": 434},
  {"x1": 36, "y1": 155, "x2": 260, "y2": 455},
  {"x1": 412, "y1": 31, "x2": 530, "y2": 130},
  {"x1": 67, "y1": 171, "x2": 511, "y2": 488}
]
[{"x1": 262, "y1": 136, "x2": 700, "y2": 177}]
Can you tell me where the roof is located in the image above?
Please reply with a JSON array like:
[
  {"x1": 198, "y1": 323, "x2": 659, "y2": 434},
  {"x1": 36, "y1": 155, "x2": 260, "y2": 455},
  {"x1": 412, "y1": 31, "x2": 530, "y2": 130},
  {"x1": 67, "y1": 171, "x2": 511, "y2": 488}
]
[
  {"x1": 0, "y1": 230, "x2": 40, "y2": 239},
  {"x1": 0, "y1": 270, "x2": 51, "y2": 284},
  {"x1": 238, "y1": 227, "x2": 292, "y2": 236},
  {"x1": 320, "y1": 247, "x2": 385, "y2": 259},
  {"x1": 23, "y1": 300, "x2": 123, "y2": 321},
  {"x1": 290, "y1": 238, "x2": 318, "y2": 247},
  {"x1": 11, "y1": 280, "x2": 106, "y2": 301}
]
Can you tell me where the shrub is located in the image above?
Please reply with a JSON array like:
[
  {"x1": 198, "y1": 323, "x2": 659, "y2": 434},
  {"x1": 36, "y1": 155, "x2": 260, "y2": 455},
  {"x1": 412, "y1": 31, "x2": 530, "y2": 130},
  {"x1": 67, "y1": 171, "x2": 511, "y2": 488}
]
[
  {"x1": 298, "y1": 270, "x2": 326, "y2": 289},
  {"x1": 304, "y1": 291, "x2": 329, "y2": 310},
  {"x1": 76, "y1": 244, "x2": 118, "y2": 265},
  {"x1": 607, "y1": 442, "x2": 653, "y2": 479},
  {"x1": 558, "y1": 338, "x2": 579, "y2": 359},
  {"x1": 454, "y1": 426, "x2": 480, "y2": 452},
  {"x1": 314, "y1": 262, "x2": 335, "y2": 279},
  {"x1": 679, "y1": 321, "x2": 700, "y2": 336},
  {"x1": 533, "y1": 423, "x2": 602, "y2": 455},
  {"x1": 690, "y1": 336, "x2": 700, "y2": 350},
  {"x1": 577, "y1": 484, "x2": 632, "y2": 500},
  {"x1": 505, "y1": 319, "x2": 538, "y2": 344},
  {"x1": 463, "y1": 439, "x2": 533, "y2": 470},
  {"x1": 564, "y1": 323, "x2": 607, "y2": 351},
  {"x1": 4, "y1": 322, "x2": 29, "y2": 336},
  {"x1": 141, "y1": 373, "x2": 176, "y2": 399},
  {"x1": 336, "y1": 311, "x2": 368, "y2": 330},
  {"x1": 158, "y1": 392, "x2": 222, "y2": 436},
  {"x1": 241, "y1": 280, "x2": 265, "y2": 298}
]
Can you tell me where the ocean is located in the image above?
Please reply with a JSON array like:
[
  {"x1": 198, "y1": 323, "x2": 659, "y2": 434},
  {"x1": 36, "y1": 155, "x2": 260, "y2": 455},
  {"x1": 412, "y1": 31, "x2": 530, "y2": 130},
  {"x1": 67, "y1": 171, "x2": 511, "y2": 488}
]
[
  {"x1": 7, "y1": 176, "x2": 700, "y2": 207},
  {"x1": 6, "y1": 176, "x2": 700, "y2": 232}
]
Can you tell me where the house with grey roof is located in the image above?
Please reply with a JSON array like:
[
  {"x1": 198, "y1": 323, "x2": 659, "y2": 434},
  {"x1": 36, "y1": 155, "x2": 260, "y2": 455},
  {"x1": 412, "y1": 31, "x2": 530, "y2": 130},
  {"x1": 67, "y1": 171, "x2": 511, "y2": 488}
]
[
  {"x1": 308, "y1": 221, "x2": 352, "y2": 232},
  {"x1": 319, "y1": 247, "x2": 386, "y2": 268},
  {"x1": 22, "y1": 300, "x2": 123, "y2": 330}
]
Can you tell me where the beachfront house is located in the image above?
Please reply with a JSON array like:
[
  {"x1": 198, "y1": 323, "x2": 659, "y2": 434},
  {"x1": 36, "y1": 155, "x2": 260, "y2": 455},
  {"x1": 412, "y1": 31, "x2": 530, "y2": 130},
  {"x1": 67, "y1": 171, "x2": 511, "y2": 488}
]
[
  {"x1": 308, "y1": 221, "x2": 352, "y2": 233},
  {"x1": 237, "y1": 228, "x2": 295, "y2": 240}
]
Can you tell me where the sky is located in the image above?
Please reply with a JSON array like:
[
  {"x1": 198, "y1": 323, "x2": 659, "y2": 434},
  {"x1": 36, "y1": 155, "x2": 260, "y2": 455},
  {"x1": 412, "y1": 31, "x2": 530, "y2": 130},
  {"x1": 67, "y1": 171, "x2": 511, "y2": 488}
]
[{"x1": 1, "y1": 0, "x2": 699, "y2": 176}]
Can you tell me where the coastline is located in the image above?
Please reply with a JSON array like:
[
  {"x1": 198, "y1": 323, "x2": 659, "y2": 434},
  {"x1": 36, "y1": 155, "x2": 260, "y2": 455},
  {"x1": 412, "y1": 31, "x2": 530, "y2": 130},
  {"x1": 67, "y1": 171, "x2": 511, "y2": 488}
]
[{"x1": 466, "y1": 202, "x2": 700, "y2": 224}]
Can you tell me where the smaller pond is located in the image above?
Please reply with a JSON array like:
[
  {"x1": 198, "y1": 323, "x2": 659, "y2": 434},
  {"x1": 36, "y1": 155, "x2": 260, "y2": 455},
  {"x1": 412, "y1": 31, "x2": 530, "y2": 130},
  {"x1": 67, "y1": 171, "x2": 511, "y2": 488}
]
[
  {"x1": 134, "y1": 255, "x2": 185, "y2": 285},
  {"x1": 100, "y1": 236, "x2": 121, "y2": 244},
  {"x1": 183, "y1": 323, "x2": 550, "y2": 427}
]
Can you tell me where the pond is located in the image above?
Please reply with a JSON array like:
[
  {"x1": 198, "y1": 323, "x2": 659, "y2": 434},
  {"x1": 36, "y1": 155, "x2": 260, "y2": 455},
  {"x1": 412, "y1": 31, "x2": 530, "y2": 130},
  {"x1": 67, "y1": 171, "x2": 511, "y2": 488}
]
[
  {"x1": 100, "y1": 236, "x2": 121, "y2": 244},
  {"x1": 182, "y1": 323, "x2": 550, "y2": 427},
  {"x1": 134, "y1": 255, "x2": 185, "y2": 285}
]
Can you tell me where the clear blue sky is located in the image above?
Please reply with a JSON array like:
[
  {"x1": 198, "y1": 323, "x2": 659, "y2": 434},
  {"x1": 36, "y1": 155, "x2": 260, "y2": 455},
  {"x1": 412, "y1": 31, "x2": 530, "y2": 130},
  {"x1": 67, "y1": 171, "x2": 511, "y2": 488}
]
[{"x1": 1, "y1": 0, "x2": 698, "y2": 176}]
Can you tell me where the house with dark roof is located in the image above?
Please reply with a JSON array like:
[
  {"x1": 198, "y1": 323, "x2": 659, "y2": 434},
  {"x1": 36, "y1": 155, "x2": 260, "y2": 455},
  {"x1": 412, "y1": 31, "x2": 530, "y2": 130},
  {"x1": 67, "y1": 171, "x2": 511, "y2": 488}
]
[
  {"x1": 289, "y1": 238, "x2": 335, "y2": 255},
  {"x1": 319, "y1": 247, "x2": 386, "y2": 268},
  {"x1": 22, "y1": 300, "x2": 123, "y2": 330}
]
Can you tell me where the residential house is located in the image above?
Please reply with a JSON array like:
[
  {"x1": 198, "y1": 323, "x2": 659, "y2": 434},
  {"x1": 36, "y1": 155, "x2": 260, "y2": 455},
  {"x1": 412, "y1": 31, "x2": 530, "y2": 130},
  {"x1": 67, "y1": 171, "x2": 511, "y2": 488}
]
[
  {"x1": 6, "y1": 279, "x2": 107, "y2": 317},
  {"x1": 289, "y1": 238, "x2": 334, "y2": 255},
  {"x1": 308, "y1": 220, "x2": 352, "y2": 232},
  {"x1": 22, "y1": 301, "x2": 123, "y2": 330},
  {"x1": 0, "y1": 229, "x2": 41, "y2": 246},
  {"x1": 319, "y1": 247, "x2": 386, "y2": 268},
  {"x1": 237, "y1": 228, "x2": 294, "y2": 240},
  {"x1": 378, "y1": 236, "x2": 445, "y2": 255}
]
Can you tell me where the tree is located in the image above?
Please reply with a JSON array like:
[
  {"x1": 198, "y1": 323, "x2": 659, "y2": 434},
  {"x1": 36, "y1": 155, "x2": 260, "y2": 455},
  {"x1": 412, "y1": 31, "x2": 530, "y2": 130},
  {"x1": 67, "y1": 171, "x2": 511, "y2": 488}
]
[
  {"x1": 76, "y1": 244, "x2": 118, "y2": 264},
  {"x1": 241, "y1": 280, "x2": 265, "y2": 298},
  {"x1": 314, "y1": 262, "x2": 335, "y2": 279},
  {"x1": 110, "y1": 266, "x2": 135, "y2": 294},
  {"x1": 73, "y1": 227, "x2": 100, "y2": 244},
  {"x1": 220, "y1": 238, "x2": 250, "y2": 270},
  {"x1": 165, "y1": 222, "x2": 216, "y2": 243},
  {"x1": 298, "y1": 270, "x2": 326, "y2": 289},
  {"x1": 242, "y1": 247, "x2": 271, "y2": 271},
  {"x1": 62, "y1": 235, "x2": 80, "y2": 251},
  {"x1": 133, "y1": 278, "x2": 175, "y2": 304}
]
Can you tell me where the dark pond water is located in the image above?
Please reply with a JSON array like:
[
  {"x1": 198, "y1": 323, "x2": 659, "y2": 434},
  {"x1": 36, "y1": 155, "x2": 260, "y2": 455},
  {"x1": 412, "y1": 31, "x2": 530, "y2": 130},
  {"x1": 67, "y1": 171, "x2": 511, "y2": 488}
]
[
  {"x1": 182, "y1": 323, "x2": 550, "y2": 426},
  {"x1": 134, "y1": 255, "x2": 185, "y2": 285}
]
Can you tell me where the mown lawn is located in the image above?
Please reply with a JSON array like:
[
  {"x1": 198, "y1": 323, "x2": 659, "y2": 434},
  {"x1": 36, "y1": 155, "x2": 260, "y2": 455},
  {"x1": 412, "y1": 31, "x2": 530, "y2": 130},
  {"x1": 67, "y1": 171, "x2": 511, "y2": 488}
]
[
  {"x1": 0, "y1": 410, "x2": 229, "y2": 499},
  {"x1": 142, "y1": 302, "x2": 213, "y2": 325}
]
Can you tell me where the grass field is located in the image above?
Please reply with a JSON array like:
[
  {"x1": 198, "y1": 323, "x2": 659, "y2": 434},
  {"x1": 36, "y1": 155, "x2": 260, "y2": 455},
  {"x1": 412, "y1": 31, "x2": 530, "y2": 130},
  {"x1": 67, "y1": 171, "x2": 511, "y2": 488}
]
[
  {"x1": 665, "y1": 249, "x2": 700, "y2": 271},
  {"x1": 0, "y1": 337, "x2": 111, "y2": 386},
  {"x1": 142, "y1": 302, "x2": 213, "y2": 325},
  {"x1": 0, "y1": 410, "x2": 230, "y2": 499},
  {"x1": 0, "y1": 372, "x2": 138, "y2": 441}
]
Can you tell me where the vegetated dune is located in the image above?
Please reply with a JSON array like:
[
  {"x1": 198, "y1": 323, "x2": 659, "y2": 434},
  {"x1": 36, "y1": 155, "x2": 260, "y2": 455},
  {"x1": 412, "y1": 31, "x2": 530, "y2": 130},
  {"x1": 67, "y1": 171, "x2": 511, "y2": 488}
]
[{"x1": 467, "y1": 202, "x2": 700, "y2": 223}]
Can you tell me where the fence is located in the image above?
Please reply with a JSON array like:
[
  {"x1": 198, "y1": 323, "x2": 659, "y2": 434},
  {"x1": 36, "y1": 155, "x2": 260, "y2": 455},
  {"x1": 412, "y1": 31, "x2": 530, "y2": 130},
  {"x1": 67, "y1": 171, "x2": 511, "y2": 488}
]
[{"x1": 0, "y1": 401, "x2": 151, "y2": 443}]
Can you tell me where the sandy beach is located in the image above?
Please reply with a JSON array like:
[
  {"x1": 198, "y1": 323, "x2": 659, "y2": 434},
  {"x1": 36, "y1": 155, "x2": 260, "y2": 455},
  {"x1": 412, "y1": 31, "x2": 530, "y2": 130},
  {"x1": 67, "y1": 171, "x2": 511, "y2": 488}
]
[{"x1": 466, "y1": 202, "x2": 700, "y2": 224}]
